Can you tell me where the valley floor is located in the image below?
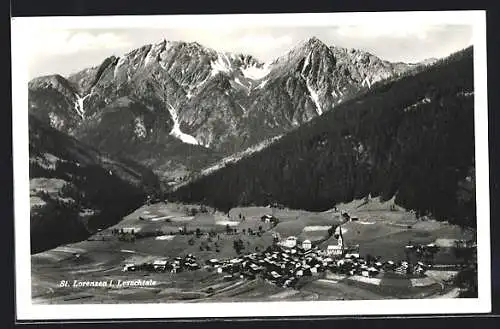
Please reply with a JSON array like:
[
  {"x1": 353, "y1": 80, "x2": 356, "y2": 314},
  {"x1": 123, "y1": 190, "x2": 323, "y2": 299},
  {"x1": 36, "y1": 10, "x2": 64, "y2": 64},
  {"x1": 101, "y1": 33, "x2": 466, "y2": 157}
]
[{"x1": 31, "y1": 198, "x2": 475, "y2": 304}]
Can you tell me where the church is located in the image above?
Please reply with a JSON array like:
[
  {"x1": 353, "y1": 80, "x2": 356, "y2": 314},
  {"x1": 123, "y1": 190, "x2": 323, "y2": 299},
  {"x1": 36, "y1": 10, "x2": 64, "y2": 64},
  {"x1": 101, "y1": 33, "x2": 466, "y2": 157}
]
[{"x1": 326, "y1": 226, "x2": 345, "y2": 257}]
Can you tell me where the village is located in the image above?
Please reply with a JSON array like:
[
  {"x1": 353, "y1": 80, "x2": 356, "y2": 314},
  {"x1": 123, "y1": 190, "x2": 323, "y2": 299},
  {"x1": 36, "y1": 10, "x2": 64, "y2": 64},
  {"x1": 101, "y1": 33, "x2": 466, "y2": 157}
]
[{"x1": 119, "y1": 209, "x2": 450, "y2": 289}]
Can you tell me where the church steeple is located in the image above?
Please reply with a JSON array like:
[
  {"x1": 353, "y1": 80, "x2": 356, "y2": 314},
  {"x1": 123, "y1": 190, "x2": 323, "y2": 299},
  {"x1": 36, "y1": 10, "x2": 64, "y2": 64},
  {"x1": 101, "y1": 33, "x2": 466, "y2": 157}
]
[{"x1": 337, "y1": 226, "x2": 344, "y2": 249}]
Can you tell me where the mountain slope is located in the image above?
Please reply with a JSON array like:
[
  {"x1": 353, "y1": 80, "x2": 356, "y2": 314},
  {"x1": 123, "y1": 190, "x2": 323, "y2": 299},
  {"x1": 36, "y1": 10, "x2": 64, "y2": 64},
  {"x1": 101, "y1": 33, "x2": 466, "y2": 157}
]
[
  {"x1": 28, "y1": 74, "x2": 83, "y2": 134},
  {"x1": 29, "y1": 114, "x2": 161, "y2": 253},
  {"x1": 170, "y1": 47, "x2": 476, "y2": 228}
]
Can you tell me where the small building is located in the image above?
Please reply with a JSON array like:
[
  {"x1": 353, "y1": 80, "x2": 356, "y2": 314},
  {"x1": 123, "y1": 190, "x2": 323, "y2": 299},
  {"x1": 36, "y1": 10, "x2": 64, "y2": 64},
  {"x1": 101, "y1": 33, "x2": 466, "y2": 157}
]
[
  {"x1": 206, "y1": 259, "x2": 220, "y2": 266},
  {"x1": 261, "y1": 214, "x2": 275, "y2": 223},
  {"x1": 122, "y1": 264, "x2": 136, "y2": 272},
  {"x1": 368, "y1": 267, "x2": 379, "y2": 276},
  {"x1": 153, "y1": 260, "x2": 167, "y2": 271},
  {"x1": 269, "y1": 271, "x2": 282, "y2": 282},
  {"x1": 344, "y1": 252, "x2": 360, "y2": 259},
  {"x1": 327, "y1": 245, "x2": 343, "y2": 256},
  {"x1": 121, "y1": 227, "x2": 140, "y2": 234},
  {"x1": 302, "y1": 240, "x2": 312, "y2": 251},
  {"x1": 283, "y1": 236, "x2": 298, "y2": 248},
  {"x1": 223, "y1": 274, "x2": 235, "y2": 281}
]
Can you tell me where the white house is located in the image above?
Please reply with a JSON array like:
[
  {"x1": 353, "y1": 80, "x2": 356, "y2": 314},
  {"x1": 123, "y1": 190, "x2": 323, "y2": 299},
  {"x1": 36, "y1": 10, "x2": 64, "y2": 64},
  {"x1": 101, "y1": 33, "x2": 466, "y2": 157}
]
[
  {"x1": 302, "y1": 239, "x2": 312, "y2": 250},
  {"x1": 283, "y1": 236, "x2": 297, "y2": 248},
  {"x1": 153, "y1": 260, "x2": 167, "y2": 271},
  {"x1": 327, "y1": 245, "x2": 344, "y2": 256},
  {"x1": 121, "y1": 227, "x2": 141, "y2": 234},
  {"x1": 122, "y1": 264, "x2": 136, "y2": 272},
  {"x1": 344, "y1": 252, "x2": 360, "y2": 259},
  {"x1": 261, "y1": 214, "x2": 275, "y2": 223}
]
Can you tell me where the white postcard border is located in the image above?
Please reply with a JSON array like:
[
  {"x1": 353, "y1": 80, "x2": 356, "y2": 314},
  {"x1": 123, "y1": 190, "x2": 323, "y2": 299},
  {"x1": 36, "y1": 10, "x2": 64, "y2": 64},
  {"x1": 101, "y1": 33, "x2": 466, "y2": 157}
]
[{"x1": 11, "y1": 10, "x2": 490, "y2": 320}]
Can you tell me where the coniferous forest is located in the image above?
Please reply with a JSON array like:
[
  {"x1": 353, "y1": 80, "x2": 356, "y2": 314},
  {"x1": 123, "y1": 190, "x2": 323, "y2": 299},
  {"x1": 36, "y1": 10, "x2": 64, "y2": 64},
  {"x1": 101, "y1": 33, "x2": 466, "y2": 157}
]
[{"x1": 171, "y1": 47, "x2": 476, "y2": 228}]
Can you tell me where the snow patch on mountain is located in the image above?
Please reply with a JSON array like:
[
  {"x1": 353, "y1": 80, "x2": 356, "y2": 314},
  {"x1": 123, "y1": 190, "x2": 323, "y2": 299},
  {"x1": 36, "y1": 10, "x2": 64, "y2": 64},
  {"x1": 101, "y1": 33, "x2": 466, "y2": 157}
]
[
  {"x1": 258, "y1": 79, "x2": 268, "y2": 89},
  {"x1": 305, "y1": 81, "x2": 323, "y2": 115},
  {"x1": 143, "y1": 47, "x2": 155, "y2": 66},
  {"x1": 74, "y1": 93, "x2": 92, "y2": 119},
  {"x1": 299, "y1": 52, "x2": 323, "y2": 115},
  {"x1": 361, "y1": 76, "x2": 372, "y2": 89},
  {"x1": 166, "y1": 104, "x2": 200, "y2": 145},
  {"x1": 144, "y1": 42, "x2": 165, "y2": 66},
  {"x1": 211, "y1": 53, "x2": 232, "y2": 76},
  {"x1": 114, "y1": 57, "x2": 127, "y2": 78},
  {"x1": 302, "y1": 52, "x2": 312, "y2": 74},
  {"x1": 241, "y1": 63, "x2": 271, "y2": 80}
]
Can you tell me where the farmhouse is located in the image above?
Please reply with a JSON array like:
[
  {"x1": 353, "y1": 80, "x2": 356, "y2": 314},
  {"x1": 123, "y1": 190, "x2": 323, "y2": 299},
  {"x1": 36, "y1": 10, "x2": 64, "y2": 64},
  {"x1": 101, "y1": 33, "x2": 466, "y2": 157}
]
[
  {"x1": 122, "y1": 263, "x2": 136, "y2": 272},
  {"x1": 120, "y1": 227, "x2": 140, "y2": 234},
  {"x1": 283, "y1": 236, "x2": 298, "y2": 248},
  {"x1": 153, "y1": 260, "x2": 168, "y2": 271},
  {"x1": 344, "y1": 251, "x2": 360, "y2": 259},
  {"x1": 302, "y1": 239, "x2": 312, "y2": 250},
  {"x1": 261, "y1": 214, "x2": 275, "y2": 222}
]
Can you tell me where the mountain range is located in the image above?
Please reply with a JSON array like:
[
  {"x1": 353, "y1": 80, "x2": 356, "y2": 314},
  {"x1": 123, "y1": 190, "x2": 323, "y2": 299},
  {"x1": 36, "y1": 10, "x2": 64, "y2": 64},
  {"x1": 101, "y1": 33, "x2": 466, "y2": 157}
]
[{"x1": 28, "y1": 37, "x2": 430, "y2": 182}]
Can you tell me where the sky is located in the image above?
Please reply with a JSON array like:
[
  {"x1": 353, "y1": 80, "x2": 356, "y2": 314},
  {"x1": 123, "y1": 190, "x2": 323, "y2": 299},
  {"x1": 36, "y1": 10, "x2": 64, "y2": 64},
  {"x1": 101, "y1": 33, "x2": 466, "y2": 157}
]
[{"x1": 25, "y1": 24, "x2": 473, "y2": 79}]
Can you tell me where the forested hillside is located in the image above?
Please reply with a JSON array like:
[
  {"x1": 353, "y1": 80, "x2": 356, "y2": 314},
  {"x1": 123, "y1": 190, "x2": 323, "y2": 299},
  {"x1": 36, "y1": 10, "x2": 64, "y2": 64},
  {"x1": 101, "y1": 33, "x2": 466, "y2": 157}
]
[
  {"x1": 171, "y1": 47, "x2": 476, "y2": 228},
  {"x1": 29, "y1": 114, "x2": 161, "y2": 253}
]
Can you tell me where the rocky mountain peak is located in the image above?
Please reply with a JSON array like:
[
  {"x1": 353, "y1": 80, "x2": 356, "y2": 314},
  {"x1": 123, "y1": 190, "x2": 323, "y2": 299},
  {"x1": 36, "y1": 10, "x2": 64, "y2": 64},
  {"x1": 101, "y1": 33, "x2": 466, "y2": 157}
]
[
  {"x1": 29, "y1": 74, "x2": 76, "y2": 93},
  {"x1": 294, "y1": 36, "x2": 332, "y2": 56},
  {"x1": 271, "y1": 36, "x2": 332, "y2": 71},
  {"x1": 302, "y1": 36, "x2": 326, "y2": 48}
]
